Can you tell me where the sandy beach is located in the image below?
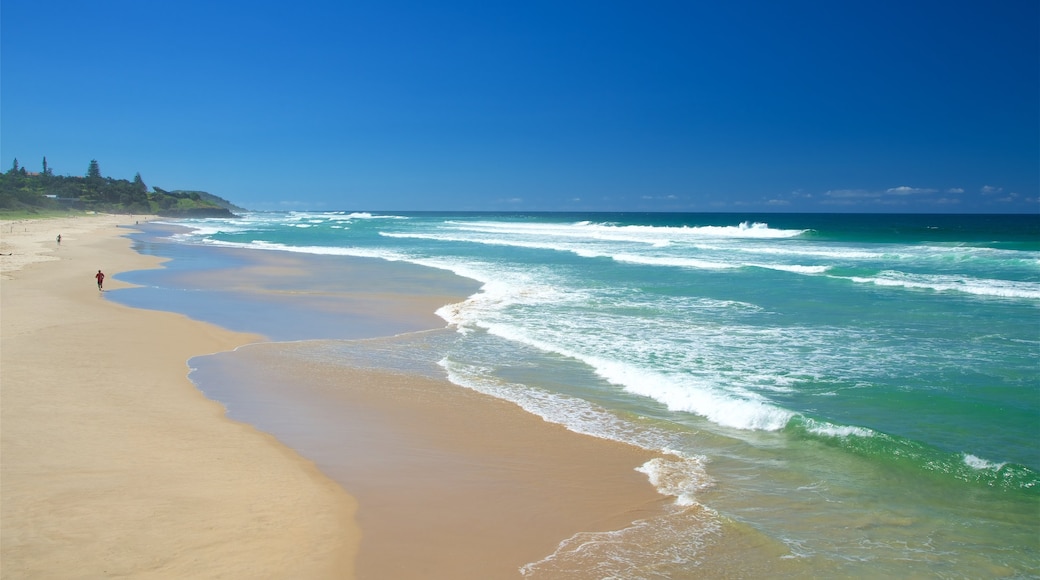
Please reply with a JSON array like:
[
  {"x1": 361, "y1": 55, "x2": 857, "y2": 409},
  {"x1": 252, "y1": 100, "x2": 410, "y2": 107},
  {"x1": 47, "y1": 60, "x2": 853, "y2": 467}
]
[
  {"x1": 1, "y1": 215, "x2": 359, "y2": 578},
  {"x1": 1, "y1": 215, "x2": 671, "y2": 578}
]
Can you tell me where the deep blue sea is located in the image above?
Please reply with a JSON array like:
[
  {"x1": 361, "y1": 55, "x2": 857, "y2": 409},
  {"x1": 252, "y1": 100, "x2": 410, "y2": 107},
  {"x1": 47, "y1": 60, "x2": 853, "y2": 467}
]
[{"x1": 115, "y1": 212, "x2": 1039, "y2": 578}]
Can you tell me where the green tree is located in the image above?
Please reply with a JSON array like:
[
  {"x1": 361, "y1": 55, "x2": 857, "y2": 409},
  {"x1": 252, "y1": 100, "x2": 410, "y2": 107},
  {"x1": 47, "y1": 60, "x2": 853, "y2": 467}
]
[
  {"x1": 9, "y1": 158, "x2": 19, "y2": 174},
  {"x1": 42, "y1": 156, "x2": 53, "y2": 176},
  {"x1": 87, "y1": 159, "x2": 101, "y2": 179},
  {"x1": 133, "y1": 172, "x2": 146, "y2": 194}
]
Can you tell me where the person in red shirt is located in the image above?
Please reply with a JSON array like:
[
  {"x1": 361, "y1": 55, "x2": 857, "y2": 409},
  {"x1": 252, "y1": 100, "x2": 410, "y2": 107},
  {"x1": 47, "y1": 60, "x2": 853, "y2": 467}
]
[{"x1": 95, "y1": 269, "x2": 105, "y2": 290}]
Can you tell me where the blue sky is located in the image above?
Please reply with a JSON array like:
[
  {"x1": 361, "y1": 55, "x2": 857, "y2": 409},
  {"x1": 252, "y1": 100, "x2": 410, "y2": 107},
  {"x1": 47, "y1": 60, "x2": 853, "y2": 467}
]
[{"x1": 2, "y1": 0, "x2": 1037, "y2": 213}]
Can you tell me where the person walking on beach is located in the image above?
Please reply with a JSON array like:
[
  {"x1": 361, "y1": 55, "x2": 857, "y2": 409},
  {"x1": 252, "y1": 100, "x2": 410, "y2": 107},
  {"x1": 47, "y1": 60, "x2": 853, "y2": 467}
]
[
  {"x1": 95, "y1": 269, "x2": 105, "y2": 291},
  {"x1": 56, "y1": 234, "x2": 61, "y2": 244}
]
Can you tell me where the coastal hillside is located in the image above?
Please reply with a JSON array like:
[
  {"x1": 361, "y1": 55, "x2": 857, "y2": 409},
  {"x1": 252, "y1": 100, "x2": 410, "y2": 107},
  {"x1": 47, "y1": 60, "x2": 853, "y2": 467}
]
[{"x1": 0, "y1": 157, "x2": 244, "y2": 217}]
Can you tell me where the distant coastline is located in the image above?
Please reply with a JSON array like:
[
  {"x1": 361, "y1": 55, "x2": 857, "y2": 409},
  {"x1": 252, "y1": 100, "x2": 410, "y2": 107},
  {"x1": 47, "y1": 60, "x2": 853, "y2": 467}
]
[{"x1": 0, "y1": 157, "x2": 243, "y2": 218}]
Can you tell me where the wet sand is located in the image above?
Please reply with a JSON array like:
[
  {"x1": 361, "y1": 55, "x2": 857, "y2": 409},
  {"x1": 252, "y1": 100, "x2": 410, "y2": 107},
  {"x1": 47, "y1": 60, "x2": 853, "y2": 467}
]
[{"x1": 193, "y1": 343, "x2": 670, "y2": 578}]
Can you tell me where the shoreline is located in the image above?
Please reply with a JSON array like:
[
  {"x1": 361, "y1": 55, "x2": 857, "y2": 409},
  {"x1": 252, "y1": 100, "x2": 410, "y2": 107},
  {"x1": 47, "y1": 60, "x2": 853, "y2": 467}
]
[
  {"x1": 1, "y1": 215, "x2": 360, "y2": 578},
  {"x1": 2, "y1": 215, "x2": 674, "y2": 578},
  {"x1": 194, "y1": 341, "x2": 672, "y2": 578},
  {"x1": 120, "y1": 222, "x2": 675, "y2": 578}
]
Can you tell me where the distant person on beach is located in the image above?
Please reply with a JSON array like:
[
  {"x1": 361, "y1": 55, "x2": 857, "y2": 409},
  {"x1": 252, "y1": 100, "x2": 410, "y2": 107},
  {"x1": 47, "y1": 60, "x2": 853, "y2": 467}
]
[
  {"x1": 56, "y1": 234, "x2": 61, "y2": 244},
  {"x1": 95, "y1": 270, "x2": 105, "y2": 290}
]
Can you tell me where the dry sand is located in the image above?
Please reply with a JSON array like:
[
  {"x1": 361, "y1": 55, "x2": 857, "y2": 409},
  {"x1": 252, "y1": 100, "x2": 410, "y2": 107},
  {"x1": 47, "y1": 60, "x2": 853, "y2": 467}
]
[{"x1": 1, "y1": 215, "x2": 360, "y2": 578}]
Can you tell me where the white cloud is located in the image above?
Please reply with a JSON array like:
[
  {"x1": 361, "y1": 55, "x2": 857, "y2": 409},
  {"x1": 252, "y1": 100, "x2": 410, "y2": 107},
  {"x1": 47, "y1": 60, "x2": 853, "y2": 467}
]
[
  {"x1": 821, "y1": 186, "x2": 955, "y2": 207},
  {"x1": 946, "y1": 188, "x2": 964, "y2": 194},
  {"x1": 886, "y1": 186, "x2": 937, "y2": 195},
  {"x1": 981, "y1": 185, "x2": 1003, "y2": 195}
]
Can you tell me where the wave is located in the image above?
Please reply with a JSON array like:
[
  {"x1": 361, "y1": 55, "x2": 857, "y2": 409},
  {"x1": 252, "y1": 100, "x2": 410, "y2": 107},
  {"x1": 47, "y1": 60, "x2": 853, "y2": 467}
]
[
  {"x1": 791, "y1": 417, "x2": 1039, "y2": 491},
  {"x1": 190, "y1": 217, "x2": 1036, "y2": 296},
  {"x1": 591, "y1": 359, "x2": 795, "y2": 431},
  {"x1": 385, "y1": 232, "x2": 830, "y2": 274},
  {"x1": 439, "y1": 295, "x2": 797, "y2": 432},
  {"x1": 283, "y1": 210, "x2": 408, "y2": 221},
  {"x1": 610, "y1": 253, "x2": 830, "y2": 274},
  {"x1": 521, "y1": 457, "x2": 722, "y2": 578},
  {"x1": 448, "y1": 219, "x2": 807, "y2": 243},
  {"x1": 963, "y1": 454, "x2": 1007, "y2": 471},
  {"x1": 443, "y1": 300, "x2": 1039, "y2": 492},
  {"x1": 610, "y1": 253, "x2": 738, "y2": 270},
  {"x1": 520, "y1": 503, "x2": 722, "y2": 579},
  {"x1": 840, "y1": 271, "x2": 1040, "y2": 300},
  {"x1": 438, "y1": 357, "x2": 704, "y2": 460},
  {"x1": 383, "y1": 231, "x2": 733, "y2": 268},
  {"x1": 756, "y1": 263, "x2": 831, "y2": 274},
  {"x1": 164, "y1": 221, "x2": 267, "y2": 238},
  {"x1": 380, "y1": 231, "x2": 604, "y2": 256}
]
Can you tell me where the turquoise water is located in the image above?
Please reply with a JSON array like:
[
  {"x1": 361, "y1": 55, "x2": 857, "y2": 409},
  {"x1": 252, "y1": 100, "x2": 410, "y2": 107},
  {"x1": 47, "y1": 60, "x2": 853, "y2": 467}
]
[{"x1": 115, "y1": 212, "x2": 1039, "y2": 578}]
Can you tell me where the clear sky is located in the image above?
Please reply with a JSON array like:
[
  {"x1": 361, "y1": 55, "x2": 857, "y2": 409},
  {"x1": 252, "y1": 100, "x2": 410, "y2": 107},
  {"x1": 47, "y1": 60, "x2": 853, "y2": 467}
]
[{"x1": 2, "y1": 0, "x2": 1037, "y2": 213}]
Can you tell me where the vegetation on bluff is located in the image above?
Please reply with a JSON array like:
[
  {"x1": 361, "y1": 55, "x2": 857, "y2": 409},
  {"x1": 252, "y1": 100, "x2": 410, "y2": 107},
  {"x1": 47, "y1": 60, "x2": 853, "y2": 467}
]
[{"x1": 0, "y1": 157, "x2": 244, "y2": 217}]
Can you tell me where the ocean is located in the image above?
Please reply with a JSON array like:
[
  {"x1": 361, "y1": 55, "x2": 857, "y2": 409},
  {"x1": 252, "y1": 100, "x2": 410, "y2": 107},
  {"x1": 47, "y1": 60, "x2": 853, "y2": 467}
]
[{"x1": 112, "y1": 211, "x2": 1039, "y2": 578}]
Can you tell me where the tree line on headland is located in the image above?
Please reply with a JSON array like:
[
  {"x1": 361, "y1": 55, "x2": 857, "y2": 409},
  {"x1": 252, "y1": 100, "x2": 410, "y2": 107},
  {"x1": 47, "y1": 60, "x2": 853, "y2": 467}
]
[{"x1": 0, "y1": 157, "x2": 242, "y2": 217}]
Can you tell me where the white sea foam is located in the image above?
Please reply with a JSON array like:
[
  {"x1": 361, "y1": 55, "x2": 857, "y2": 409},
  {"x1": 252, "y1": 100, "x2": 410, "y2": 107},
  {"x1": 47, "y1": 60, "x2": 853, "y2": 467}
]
[
  {"x1": 279, "y1": 210, "x2": 407, "y2": 223},
  {"x1": 611, "y1": 253, "x2": 738, "y2": 270},
  {"x1": 804, "y1": 419, "x2": 875, "y2": 438},
  {"x1": 636, "y1": 456, "x2": 714, "y2": 506},
  {"x1": 593, "y1": 220, "x2": 805, "y2": 240},
  {"x1": 438, "y1": 357, "x2": 686, "y2": 454},
  {"x1": 385, "y1": 231, "x2": 745, "y2": 269},
  {"x1": 446, "y1": 219, "x2": 806, "y2": 242},
  {"x1": 520, "y1": 456, "x2": 721, "y2": 578},
  {"x1": 430, "y1": 255, "x2": 806, "y2": 434},
  {"x1": 383, "y1": 225, "x2": 847, "y2": 276},
  {"x1": 453, "y1": 314, "x2": 796, "y2": 432},
  {"x1": 381, "y1": 231, "x2": 590, "y2": 256},
  {"x1": 963, "y1": 454, "x2": 1007, "y2": 471},
  {"x1": 753, "y1": 263, "x2": 830, "y2": 274},
  {"x1": 845, "y1": 271, "x2": 1040, "y2": 299},
  {"x1": 341, "y1": 211, "x2": 407, "y2": 220},
  {"x1": 169, "y1": 222, "x2": 251, "y2": 238},
  {"x1": 734, "y1": 245, "x2": 886, "y2": 260},
  {"x1": 519, "y1": 505, "x2": 722, "y2": 579},
  {"x1": 614, "y1": 254, "x2": 832, "y2": 275}
]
